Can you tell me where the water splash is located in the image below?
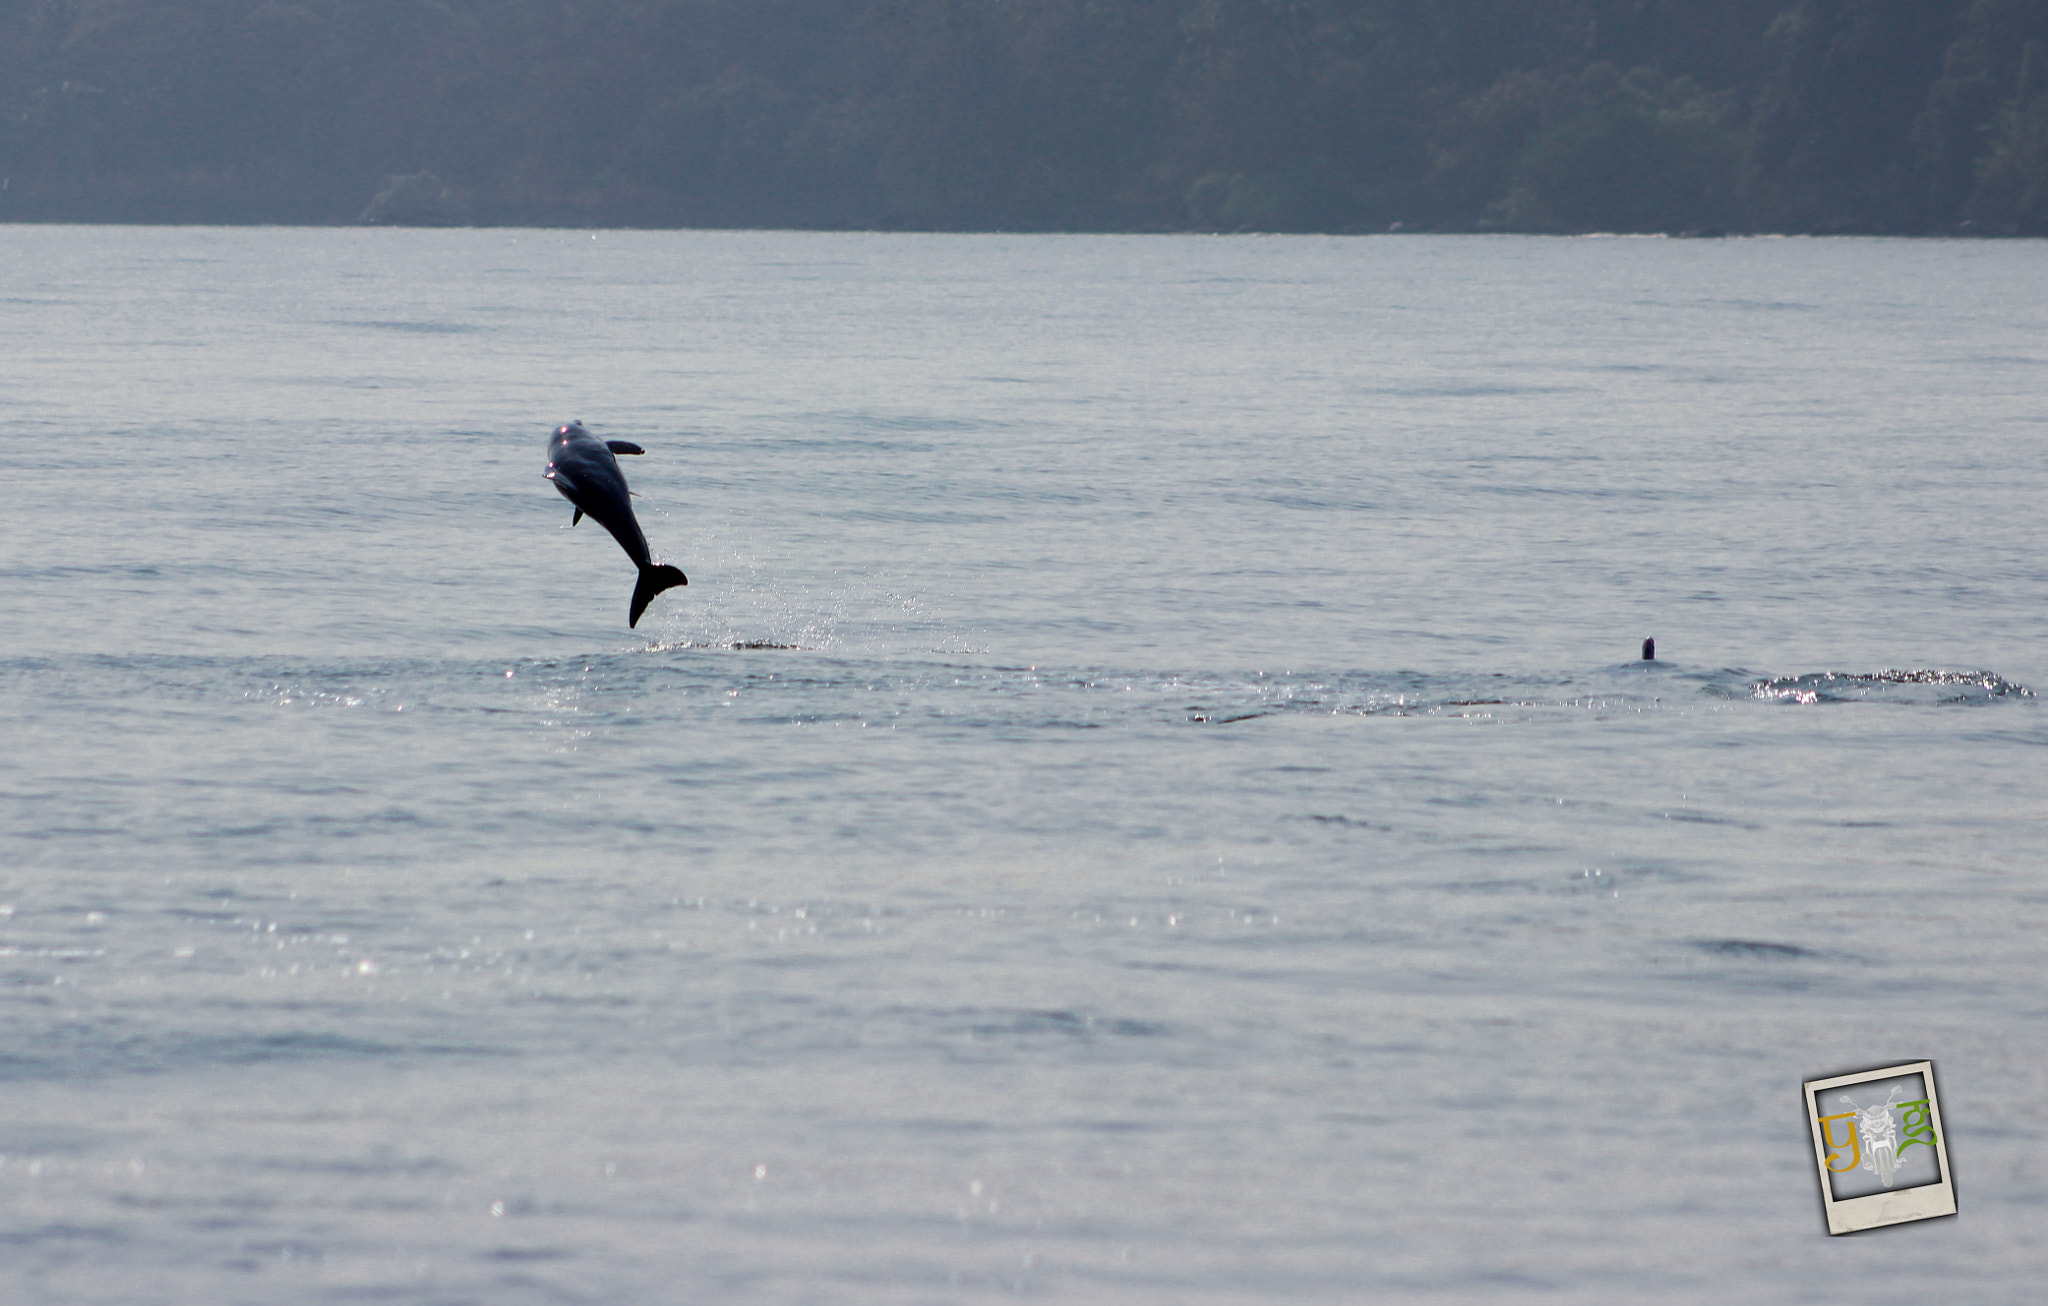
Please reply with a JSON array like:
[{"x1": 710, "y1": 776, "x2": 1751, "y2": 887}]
[{"x1": 1750, "y1": 669, "x2": 2031, "y2": 706}]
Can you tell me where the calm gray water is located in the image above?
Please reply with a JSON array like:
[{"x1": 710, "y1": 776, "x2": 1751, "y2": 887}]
[{"x1": 2, "y1": 227, "x2": 2044, "y2": 1303}]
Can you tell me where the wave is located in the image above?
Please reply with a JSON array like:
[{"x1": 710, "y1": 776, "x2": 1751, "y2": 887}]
[{"x1": 1747, "y1": 669, "x2": 2032, "y2": 706}]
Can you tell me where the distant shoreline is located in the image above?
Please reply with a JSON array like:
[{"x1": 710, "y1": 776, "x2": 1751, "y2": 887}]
[
  {"x1": 3, "y1": 217, "x2": 2037, "y2": 239},
  {"x1": 7, "y1": 3, "x2": 2045, "y2": 242}
]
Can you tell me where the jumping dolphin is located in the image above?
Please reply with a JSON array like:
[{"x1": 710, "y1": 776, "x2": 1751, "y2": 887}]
[{"x1": 543, "y1": 420, "x2": 687, "y2": 627}]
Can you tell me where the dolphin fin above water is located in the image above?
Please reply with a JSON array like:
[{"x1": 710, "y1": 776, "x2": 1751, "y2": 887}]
[
  {"x1": 631, "y1": 562, "x2": 690, "y2": 627},
  {"x1": 544, "y1": 420, "x2": 689, "y2": 628}
]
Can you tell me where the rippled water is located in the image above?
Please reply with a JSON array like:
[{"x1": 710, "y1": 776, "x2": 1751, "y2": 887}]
[{"x1": 1, "y1": 227, "x2": 2045, "y2": 1302}]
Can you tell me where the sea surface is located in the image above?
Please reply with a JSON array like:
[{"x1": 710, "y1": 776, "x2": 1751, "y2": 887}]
[{"x1": 1, "y1": 226, "x2": 2044, "y2": 1303}]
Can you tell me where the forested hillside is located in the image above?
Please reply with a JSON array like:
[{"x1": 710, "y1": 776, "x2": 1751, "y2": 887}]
[{"x1": 3, "y1": 0, "x2": 2044, "y2": 232}]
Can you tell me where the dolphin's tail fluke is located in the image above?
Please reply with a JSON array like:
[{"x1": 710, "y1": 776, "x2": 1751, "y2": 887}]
[{"x1": 629, "y1": 563, "x2": 688, "y2": 628}]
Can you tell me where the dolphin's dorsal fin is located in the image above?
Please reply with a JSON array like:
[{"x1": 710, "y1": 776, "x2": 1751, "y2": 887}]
[{"x1": 606, "y1": 440, "x2": 646, "y2": 455}]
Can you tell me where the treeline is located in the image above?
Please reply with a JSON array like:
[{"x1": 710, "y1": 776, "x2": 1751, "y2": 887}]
[{"x1": 3, "y1": 0, "x2": 2045, "y2": 233}]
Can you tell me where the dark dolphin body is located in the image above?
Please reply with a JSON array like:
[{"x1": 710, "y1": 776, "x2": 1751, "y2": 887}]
[{"x1": 544, "y1": 421, "x2": 688, "y2": 627}]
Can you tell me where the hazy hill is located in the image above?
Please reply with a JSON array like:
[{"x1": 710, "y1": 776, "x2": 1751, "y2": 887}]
[{"x1": 3, "y1": 0, "x2": 2043, "y2": 232}]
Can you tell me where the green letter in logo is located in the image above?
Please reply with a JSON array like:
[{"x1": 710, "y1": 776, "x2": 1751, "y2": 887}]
[{"x1": 1897, "y1": 1099, "x2": 1938, "y2": 1155}]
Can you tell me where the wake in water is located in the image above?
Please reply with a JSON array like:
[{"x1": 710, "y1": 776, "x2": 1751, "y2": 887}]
[
  {"x1": 1745, "y1": 669, "x2": 2032, "y2": 706},
  {"x1": 5, "y1": 657, "x2": 2027, "y2": 749},
  {"x1": 1184, "y1": 665, "x2": 2033, "y2": 723},
  {"x1": 644, "y1": 639, "x2": 814, "y2": 651}
]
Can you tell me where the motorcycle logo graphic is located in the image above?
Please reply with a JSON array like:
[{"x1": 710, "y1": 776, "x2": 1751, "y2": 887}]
[{"x1": 1815, "y1": 1083, "x2": 1939, "y2": 1190}]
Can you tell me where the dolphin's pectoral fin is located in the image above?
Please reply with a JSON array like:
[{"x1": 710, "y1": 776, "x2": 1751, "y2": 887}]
[
  {"x1": 606, "y1": 441, "x2": 646, "y2": 456},
  {"x1": 570, "y1": 508, "x2": 584, "y2": 527}
]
